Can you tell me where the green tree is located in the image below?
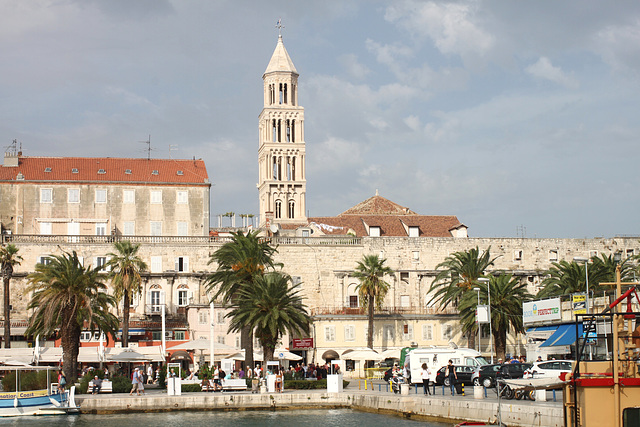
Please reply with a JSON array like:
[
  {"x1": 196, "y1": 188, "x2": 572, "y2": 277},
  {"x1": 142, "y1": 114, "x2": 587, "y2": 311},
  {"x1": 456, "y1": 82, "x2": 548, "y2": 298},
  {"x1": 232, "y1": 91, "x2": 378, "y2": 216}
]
[
  {"x1": 226, "y1": 272, "x2": 311, "y2": 363},
  {"x1": 26, "y1": 251, "x2": 119, "y2": 381},
  {"x1": 428, "y1": 247, "x2": 497, "y2": 349},
  {"x1": 537, "y1": 260, "x2": 596, "y2": 299},
  {"x1": 106, "y1": 241, "x2": 148, "y2": 347},
  {"x1": 0, "y1": 244, "x2": 22, "y2": 349},
  {"x1": 205, "y1": 230, "x2": 280, "y2": 369},
  {"x1": 353, "y1": 254, "x2": 393, "y2": 349},
  {"x1": 589, "y1": 253, "x2": 637, "y2": 286},
  {"x1": 458, "y1": 274, "x2": 532, "y2": 361}
]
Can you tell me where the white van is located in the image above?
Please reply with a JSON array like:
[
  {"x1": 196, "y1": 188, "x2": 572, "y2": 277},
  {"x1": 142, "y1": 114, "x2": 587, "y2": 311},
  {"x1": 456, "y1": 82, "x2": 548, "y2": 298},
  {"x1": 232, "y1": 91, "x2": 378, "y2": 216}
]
[{"x1": 405, "y1": 347, "x2": 488, "y2": 384}]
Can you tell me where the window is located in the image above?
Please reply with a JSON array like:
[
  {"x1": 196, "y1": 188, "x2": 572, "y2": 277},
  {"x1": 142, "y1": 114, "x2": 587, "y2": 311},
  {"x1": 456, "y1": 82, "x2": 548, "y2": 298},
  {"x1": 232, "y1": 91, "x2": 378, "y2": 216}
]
[
  {"x1": 96, "y1": 256, "x2": 107, "y2": 268},
  {"x1": 409, "y1": 226, "x2": 419, "y2": 237},
  {"x1": 38, "y1": 256, "x2": 52, "y2": 266},
  {"x1": 148, "y1": 287, "x2": 163, "y2": 313},
  {"x1": 176, "y1": 191, "x2": 188, "y2": 204},
  {"x1": 177, "y1": 170, "x2": 184, "y2": 176},
  {"x1": 403, "y1": 324, "x2": 414, "y2": 340},
  {"x1": 627, "y1": 249, "x2": 635, "y2": 258},
  {"x1": 325, "y1": 326, "x2": 336, "y2": 342},
  {"x1": 150, "y1": 256, "x2": 162, "y2": 273},
  {"x1": 412, "y1": 251, "x2": 420, "y2": 261},
  {"x1": 98, "y1": 169, "x2": 106, "y2": 174},
  {"x1": 217, "y1": 312, "x2": 225, "y2": 324},
  {"x1": 150, "y1": 221, "x2": 162, "y2": 236},
  {"x1": 125, "y1": 169, "x2": 132, "y2": 175},
  {"x1": 44, "y1": 167, "x2": 52, "y2": 173},
  {"x1": 177, "y1": 222, "x2": 188, "y2": 236},
  {"x1": 177, "y1": 287, "x2": 189, "y2": 306},
  {"x1": 369, "y1": 226, "x2": 381, "y2": 237},
  {"x1": 400, "y1": 295, "x2": 410, "y2": 308},
  {"x1": 40, "y1": 188, "x2": 52, "y2": 203},
  {"x1": 400, "y1": 272, "x2": 409, "y2": 283},
  {"x1": 174, "y1": 331, "x2": 185, "y2": 340},
  {"x1": 130, "y1": 291, "x2": 140, "y2": 307},
  {"x1": 217, "y1": 336, "x2": 226, "y2": 345},
  {"x1": 123, "y1": 221, "x2": 135, "y2": 236},
  {"x1": 549, "y1": 250, "x2": 558, "y2": 262},
  {"x1": 71, "y1": 168, "x2": 78, "y2": 174},
  {"x1": 152, "y1": 170, "x2": 159, "y2": 175},
  {"x1": 442, "y1": 324, "x2": 453, "y2": 340},
  {"x1": 123, "y1": 189, "x2": 135, "y2": 204},
  {"x1": 275, "y1": 200, "x2": 282, "y2": 219},
  {"x1": 349, "y1": 295, "x2": 358, "y2": 308},
  {"x1": 235, "y1": 336, "x2": 241, "y2": 348},
  {"x1": 95, "y1": 189, "x2": 107, "y2": 203},
  {"x1": 150, "y1": 190, "x2": 162, "y2": 204},
  {"x1": 175, "y1": 256, "x2": 189, "y2": 272},
  {"x1": 96, "y1": 223, "x2": 107, "y2": 235},
  {"x1": 589, "y1": 250, "x2": 599, "y2": 258},
  {"x1": 384, "y1": 325, "x2": 394, "y2": 341},
  {"x1": 198, "y1": 311, "x2": 208, "y2": 324},
  {"x1": 422, "y1": 324, "x2": 433, "y2": 341},
  {"x1": 68, "y1": 188, "x2": 80, "y2": 203},
  {"x1": 39, "y1": 222, "x2": 52, "y2": 235},
  {"x1": 514, "y1": 250, "x2": 523, "y2": 261},
  {"x1": 288, "y1": 200, "x2": 295, "y2": 218},
  {"x1": 344, "y1": 325, "x2": 355, "y2": 341}
]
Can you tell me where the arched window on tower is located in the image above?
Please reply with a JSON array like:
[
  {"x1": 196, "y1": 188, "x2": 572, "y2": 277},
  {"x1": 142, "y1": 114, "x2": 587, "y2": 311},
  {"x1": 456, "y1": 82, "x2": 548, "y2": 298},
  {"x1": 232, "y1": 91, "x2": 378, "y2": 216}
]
[
  {"x1": 286, "y1": 159, "x2": 292, "y2": 181},
  {"x1": 288, "y1": 200, "x2": 295, "y2": 219},
  {"x1": 291, "y1": 84, "x2": 296, "y2": 106},
  {"x1": 277, "y1": 119, "x2": 282, "y2": 142},
  {"x1": 286, "y1": 120, "x2": 291, "y2": 142},
  {"x1": 272, "y1": 157, "x2": 279, "y2": 180},
  {"x1": 275, "y1": 200, "x2": 282, "y2": 219},
  {"x1": 279, "y1": 83, "x2": 284, "y2": 104},
  {"x1": 291, "y1": 120, "x2": 295, "y2": 142},
  {"x1": 272, "y1": 119, "x2": 277, "y2": 142}
]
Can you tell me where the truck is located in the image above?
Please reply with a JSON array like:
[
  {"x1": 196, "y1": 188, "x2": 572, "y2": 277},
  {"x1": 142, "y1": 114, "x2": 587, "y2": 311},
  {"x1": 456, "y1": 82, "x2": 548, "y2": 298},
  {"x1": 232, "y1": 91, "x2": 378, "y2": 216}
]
[{"x1": 405, "y1": 346, "x2": 488, "y2": 384}]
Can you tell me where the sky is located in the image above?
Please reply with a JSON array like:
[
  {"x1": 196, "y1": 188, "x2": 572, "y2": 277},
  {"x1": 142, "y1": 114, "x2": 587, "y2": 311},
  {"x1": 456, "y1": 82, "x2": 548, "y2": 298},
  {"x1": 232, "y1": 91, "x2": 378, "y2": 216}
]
[{"x1": 1, "y1": 0, "x2": 639, "y2": 238}]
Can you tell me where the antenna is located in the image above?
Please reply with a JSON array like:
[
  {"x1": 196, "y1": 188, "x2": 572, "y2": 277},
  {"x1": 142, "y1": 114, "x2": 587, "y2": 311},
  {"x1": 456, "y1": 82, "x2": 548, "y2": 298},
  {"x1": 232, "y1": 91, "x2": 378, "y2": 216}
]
[
  {"x1": 4, "y1": 139, "x2": 18, "y2": 155},
  {"x1": 275, "y1": 18, "x2": 284, "y2": 36},
  {"x1": 139, "y1": 135, "x2": 153, "y2": 160},
  {"x1": 169, "y1": 144, "x2": 178, "y2": 159}
]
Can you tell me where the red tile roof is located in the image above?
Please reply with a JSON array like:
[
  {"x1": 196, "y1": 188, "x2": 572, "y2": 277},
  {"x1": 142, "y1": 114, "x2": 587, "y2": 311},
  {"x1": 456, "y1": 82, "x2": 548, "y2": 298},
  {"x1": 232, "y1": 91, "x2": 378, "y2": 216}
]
[
  {"x1": 340, "y1": 194, "x2": 416, "y2": 215},
  {"x1": 0, "y1": 156, "x2": 209, "y2": 185}
]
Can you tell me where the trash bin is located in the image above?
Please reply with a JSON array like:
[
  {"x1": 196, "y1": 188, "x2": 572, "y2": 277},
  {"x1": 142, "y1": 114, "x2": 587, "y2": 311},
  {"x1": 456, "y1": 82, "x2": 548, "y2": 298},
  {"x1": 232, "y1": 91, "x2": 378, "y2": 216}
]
[
  {"x1": 400, "y1": 383, "x2": 410, "y2": 395},
  {"x1": 474, "y1": 386, "x2": 484, "y2": 399}
]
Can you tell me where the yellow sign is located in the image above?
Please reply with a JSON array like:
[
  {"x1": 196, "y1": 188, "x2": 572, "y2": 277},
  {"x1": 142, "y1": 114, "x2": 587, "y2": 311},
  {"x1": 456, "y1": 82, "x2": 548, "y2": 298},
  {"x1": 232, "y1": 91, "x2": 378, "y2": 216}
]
[
  {"x1": 572, "y1": 294, "x2": 586, "y2": 314},
  {"x1": 0, "y1": 389, "x2": 48, "y2": 400}
]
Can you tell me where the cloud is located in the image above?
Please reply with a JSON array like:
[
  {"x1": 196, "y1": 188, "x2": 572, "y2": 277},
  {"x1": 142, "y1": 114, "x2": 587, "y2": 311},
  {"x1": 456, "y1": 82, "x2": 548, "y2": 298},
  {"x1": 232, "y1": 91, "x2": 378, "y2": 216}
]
[
  {"x1": 338, "y1": 53, "x2": 371, "y2": 79},
  {"x1": 526, "y1": 57, "x2": 579, "y2": 89},
  {"x1": 593, "y1": 20, "x2": 640, "y2": 76}
]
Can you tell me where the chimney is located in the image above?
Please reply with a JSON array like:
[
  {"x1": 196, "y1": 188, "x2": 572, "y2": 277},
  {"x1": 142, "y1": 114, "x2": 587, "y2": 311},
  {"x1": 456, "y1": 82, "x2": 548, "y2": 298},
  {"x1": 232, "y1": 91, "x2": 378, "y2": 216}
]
[{"x1": 4, "y1": 140, "x2": 20, "y2": 167}]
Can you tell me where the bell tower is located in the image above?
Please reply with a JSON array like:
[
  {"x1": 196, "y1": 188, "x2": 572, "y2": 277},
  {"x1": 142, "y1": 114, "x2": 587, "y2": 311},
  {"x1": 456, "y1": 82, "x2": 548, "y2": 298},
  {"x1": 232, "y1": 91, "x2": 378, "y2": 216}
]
[{"x1": 258, "y1": 33, "x2": 307, "y2": 228}]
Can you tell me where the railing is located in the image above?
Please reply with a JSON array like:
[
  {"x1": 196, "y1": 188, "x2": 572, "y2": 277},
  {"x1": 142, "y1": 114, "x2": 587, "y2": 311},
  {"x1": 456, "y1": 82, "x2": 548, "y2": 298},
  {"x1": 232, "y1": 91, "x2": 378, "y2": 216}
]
[
  {"x1": 1, "y1": 234, "x2": 362, "y2": 246},
  {"x1": 144, "y1": 304, "x2": 167, "y2": 315},
  {"x1": 311, "y1": 305, "x2": 459, "y2": 316}
]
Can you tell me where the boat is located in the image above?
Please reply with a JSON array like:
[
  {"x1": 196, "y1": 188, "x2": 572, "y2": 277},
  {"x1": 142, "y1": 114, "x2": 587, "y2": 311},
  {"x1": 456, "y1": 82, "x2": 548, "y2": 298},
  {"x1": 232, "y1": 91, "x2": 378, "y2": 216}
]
[{"x1": 0, "y1": 366, "x2": 79, "y2": 416}]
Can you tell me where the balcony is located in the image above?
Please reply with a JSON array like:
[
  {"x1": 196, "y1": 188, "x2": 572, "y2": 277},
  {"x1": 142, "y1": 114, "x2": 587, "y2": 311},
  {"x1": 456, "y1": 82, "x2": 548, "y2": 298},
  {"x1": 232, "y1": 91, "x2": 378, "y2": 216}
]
[
  {"x1": 310, "y1": 305, "x2": 459, "y2": 316},
  {"x1": 144, "y1": 304, "x2": 166, "y2": 316}
]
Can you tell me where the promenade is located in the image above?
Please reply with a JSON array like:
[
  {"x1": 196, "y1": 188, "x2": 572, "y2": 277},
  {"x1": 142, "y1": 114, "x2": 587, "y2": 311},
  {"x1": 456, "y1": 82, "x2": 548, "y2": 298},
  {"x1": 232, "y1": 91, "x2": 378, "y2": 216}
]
[{"x1": 74, "y1": 382, "x2": 564, "y2": 427}]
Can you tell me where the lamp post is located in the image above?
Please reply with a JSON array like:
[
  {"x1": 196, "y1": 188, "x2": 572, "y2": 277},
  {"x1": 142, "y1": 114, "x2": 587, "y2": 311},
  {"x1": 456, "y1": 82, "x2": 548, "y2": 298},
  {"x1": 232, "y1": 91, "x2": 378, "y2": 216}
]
[
  {"x1": 573, "y1": 257, "x2": 590, "y2": 314},
  {"x1": 474, "y1": 287, "x2": 481, "y2": 353},
  {"x1": 478, "y1": 278, "x2": 493, "y2": 363}
]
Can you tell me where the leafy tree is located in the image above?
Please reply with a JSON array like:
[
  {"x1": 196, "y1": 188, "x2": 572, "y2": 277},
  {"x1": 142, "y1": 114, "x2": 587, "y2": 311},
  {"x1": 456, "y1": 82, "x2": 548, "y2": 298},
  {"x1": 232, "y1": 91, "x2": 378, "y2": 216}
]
[
  {"x1": 106, "y1": 241, "x2": 148, "y2": 347},
  {"x1": 589, "y1": 253, "x2": 637, "y2": 286},
  {"x1": 353, "y1": 254, "x2": 393, "y2": 349},
  {"x1": 205, "y1": 230, "x2": 280, "y2": 369},
  {"x1": 26, "y1": 251, "x2": 119, "y2": 381},
  {"x1": 0, "y1": 244, "x2": 22, "y2": 348},
  {"x1": 459, "y1": 274, "x2": 531, "y2": 361},
  {"x1": 226, "y1": 271, "x2": 311, "y2": 363},
  {"x1": 428, "y1": 247, "x2": 497, "y2": 348},
  {"x1": 537, "y1": 260, "x2": 596, "y2": 299}
]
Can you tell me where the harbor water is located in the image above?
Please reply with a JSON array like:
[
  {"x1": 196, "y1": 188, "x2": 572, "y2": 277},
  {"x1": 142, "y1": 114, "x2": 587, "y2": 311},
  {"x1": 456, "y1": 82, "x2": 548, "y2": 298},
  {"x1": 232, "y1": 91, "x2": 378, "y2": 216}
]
[{"x1": 0, "y1": 409, "x2": 450, "y2": 426}]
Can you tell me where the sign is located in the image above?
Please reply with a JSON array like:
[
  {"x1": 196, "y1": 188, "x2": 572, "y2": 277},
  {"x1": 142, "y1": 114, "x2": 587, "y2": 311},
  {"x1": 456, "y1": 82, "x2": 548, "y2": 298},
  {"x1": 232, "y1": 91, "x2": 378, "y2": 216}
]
[
  {"x1": 572, "y1": 294, "x2": 586, "y2": 315},
  {"x1": 523, "y1": 298, "x2": 561, "y2": 325},
  {"x1": 477, "y1": 305, "x2": 490, "y2": 324},
  {"x1": 291, "y1": 338, "x2": 314, "y2": 349}
]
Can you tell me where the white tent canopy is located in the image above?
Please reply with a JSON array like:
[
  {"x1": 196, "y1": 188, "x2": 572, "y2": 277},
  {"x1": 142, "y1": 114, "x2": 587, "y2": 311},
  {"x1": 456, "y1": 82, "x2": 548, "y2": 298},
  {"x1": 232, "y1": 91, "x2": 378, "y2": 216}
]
[
  {"x1": 168, "y1": 338, "x2": 238, "y2": 354},
  {"x1": 341, "y1": 348, "x2": 383, "y2": 361}
]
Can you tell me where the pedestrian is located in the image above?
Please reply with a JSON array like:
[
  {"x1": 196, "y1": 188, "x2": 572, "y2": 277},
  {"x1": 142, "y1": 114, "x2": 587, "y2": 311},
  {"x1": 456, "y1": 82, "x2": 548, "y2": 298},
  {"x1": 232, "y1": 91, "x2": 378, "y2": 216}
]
[
  {"x1": 536, "y1": 356, "x2": 543, "y2": 362},
  {"x1": 446, "y1": 360, "x2": 457, "y2": 396},
  {"x1": 420, "y1": 363, "x2": 431, "y2": 395},
  {"x1": 147, "y1": 365, "x2": 154, "y2": 384},
  {"x1": 57, "y1": 370, "x2": 67, "y2": 395},
  {"x1": 130, "y1": 367, "x2": 141, "y2": 396}
]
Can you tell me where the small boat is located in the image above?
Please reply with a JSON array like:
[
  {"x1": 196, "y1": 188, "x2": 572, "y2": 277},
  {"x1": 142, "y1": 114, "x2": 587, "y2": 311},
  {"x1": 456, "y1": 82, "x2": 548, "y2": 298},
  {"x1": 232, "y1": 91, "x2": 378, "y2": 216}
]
[{"x1": 0, "y1": 366, "x2": 79, "y2": 417}]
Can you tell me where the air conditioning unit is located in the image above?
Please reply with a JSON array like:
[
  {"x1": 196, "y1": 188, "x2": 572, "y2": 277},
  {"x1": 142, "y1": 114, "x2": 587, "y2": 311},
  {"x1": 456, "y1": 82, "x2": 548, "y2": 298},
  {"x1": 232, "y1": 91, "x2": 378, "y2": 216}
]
[{"x1": 164, "y1": 331, "x2": 173, "y2": 339}]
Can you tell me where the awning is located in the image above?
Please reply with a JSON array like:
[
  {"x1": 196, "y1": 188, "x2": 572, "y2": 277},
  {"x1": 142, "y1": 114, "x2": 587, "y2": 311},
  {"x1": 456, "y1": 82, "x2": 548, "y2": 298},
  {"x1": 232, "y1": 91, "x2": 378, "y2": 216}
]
[
  {"x1": 540, "y1": 323, "x2": 584, "y2": 347},
  {"x1": 169, "y1": 350, "x2": 192, "y2": 362},
  {"x1": 117, "y1": 328, "x2": 146, "y2": 336},
  {"x1": 526, "y1": 325, "x2": 559, "y2": 340},
  {"x1": 322, "y1": 350, "x2": 340, "y2": 360}
]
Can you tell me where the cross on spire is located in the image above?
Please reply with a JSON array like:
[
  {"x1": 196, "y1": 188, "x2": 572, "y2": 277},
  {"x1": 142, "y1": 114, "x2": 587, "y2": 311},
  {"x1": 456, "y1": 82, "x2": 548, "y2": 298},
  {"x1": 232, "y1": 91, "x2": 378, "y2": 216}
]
[{"x1": 276, "y1": 18, "x2": 284, "y2": 36}]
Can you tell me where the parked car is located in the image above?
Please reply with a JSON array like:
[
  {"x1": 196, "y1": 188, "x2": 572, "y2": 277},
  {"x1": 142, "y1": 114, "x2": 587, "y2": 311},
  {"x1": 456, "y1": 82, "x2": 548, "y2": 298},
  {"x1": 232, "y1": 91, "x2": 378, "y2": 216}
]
[
  {"x1": 478, "y1": 364, "x2": 503, "y2": 388},
  {"x1": 523, "y1": 360, "x2": 574, "y2": 380},
  {"x1": 435, "y1": 365, "x2": 476, "y2": 386}
]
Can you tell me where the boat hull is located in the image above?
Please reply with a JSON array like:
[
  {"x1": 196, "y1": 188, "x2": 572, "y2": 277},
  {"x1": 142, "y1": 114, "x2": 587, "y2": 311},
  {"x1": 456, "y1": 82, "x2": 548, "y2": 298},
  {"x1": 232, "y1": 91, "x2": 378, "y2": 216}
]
[{"x1": 0, "y1": 389, "x2": 77, "y2": 417}]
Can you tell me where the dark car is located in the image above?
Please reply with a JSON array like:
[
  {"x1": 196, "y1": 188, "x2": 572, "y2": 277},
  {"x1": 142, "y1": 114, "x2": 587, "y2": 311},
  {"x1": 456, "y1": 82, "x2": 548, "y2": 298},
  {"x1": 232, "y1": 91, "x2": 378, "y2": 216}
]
[
  {"x1": 478, "y1": 364, "x2": 503, "y2": 388},
  {"x1": 434, "y1": 365, "x2": 476, "y2": 386},
  {"x1": 479, "y1": 363, "x2": 532, "y2": 388}
]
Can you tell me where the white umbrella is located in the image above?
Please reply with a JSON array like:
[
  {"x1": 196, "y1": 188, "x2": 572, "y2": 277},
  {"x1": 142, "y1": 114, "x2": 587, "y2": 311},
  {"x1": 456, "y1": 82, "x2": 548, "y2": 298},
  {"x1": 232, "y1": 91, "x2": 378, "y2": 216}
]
[
  {"x1": 342, "y1": 348, "x2": 383, "y2": 361},
  {"x1": 168, "y1": 338, "x2": 237, "y2": 354},
  {"x1": 380, "y1": 348, "x2": 401, "y2": 360},
  {"x1": 253, "y1": 349, "x2": 302, "y2": 361},
  {"x1": 108, "y1": 348, "x2": 152, "y2": 362}
]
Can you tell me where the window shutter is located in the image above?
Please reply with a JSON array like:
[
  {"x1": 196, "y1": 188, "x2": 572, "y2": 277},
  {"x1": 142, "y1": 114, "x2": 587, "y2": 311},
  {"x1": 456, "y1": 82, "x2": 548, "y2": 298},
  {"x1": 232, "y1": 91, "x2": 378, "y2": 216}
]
[
  {"x1": 146, "y1": 290, "x2": 152, "y2": 306},
  {"x1": 174, "y1": 258, "x2": 179, "y2": 271},
  {"x1": 160, "y1": 290, "x2": 166, "y2": 305},
  {"x1": 184, "y1": 257, "x2": 189, "y2": 273},
  {"x1": 188, "y1": 290, "x2": 194, "y2": 304}
]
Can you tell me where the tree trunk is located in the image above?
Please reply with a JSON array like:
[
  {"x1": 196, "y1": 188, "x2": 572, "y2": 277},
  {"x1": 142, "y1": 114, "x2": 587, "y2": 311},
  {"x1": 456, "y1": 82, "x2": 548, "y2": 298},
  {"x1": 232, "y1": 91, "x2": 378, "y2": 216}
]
[
  {"x1": 367, "y1": 295, "x2": 374, "y2": 349},
  {"x1": 241, "y1": 325, "x2": 254, "y2": 370},
  {"x1": 495, "y1": 328, "x2": 507, "y2": 362},
  {"x1": 467, "y1": 326, "x2": 476, "y2": 350},
  {"x1": 122, "y1": 292, "x2": 130, "y2": 347},
  {"x1": 61, "y1": 316, "x2": 82, "y2": 382},
  {"x1": 3, "y1": 276, "x2": 10, "y2": 349}
]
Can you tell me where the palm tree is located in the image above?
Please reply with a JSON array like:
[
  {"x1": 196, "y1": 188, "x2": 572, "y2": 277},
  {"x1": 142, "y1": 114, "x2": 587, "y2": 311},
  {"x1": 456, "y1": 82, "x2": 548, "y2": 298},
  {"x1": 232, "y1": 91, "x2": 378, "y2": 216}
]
[
  {"x1": 0, "y1": 244, "x2": 22, "y2": 349},
  {"x1": 428, "y1": 247, "x2": 497, "y2": 348},
  {"x1": 537, "y1": 260, "x2": 595, "y2": 299},
  {"x1": 353, "y1": 254, "x2": 393, "y2": 349},
  {"x1": 459, "y1": 274, "x2": 532, "y2": 361},
  {"x1": 106, "y1": 241, "x2": 148, "y2": 347},
  {"x1": 26, "y1": 251, "x2": 119, "y2": 381},
  {"x1": 589, "y1": 253, "x2": 637, "y2": 286},
  {"x1": 226, "y1": 271, "x2": 311, "y2": 363},
  {"x1": 205, "y1": 230, "x2": 280, "y2": 369}
]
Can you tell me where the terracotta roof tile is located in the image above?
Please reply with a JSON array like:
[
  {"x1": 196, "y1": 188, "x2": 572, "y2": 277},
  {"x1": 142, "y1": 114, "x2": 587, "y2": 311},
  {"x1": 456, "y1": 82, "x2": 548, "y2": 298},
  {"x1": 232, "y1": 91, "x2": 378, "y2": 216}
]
[
  {"x1": 0, "y1": 156, "x2": 209, "y2": 185},
  {"x1": 340, "y1": 194, "x2": 417, "y2": 216}
]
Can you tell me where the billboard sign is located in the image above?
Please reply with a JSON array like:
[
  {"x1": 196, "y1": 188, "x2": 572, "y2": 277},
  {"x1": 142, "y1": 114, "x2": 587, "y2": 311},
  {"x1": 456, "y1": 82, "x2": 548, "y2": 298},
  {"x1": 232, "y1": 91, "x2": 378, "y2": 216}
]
[
  {"x1": 523, "y1": 298, "x2": 561, "y2": 325},
  {"x1": 572, "y1": 294, "x2": 586, "y2": 314},
  {"x1": 291, "y1": 338, "x2": 314, "y2": 349}
]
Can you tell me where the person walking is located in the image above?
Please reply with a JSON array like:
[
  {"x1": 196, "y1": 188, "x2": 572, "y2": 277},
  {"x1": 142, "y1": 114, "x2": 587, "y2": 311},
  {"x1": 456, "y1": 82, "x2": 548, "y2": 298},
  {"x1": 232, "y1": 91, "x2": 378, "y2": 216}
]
[
  {"x1": 129, "y1": 367, "x2": 141, "y2": 396},
  {"x1": 446, "y1": 360, "x2": 457, "y2": 396},
  {"x1": 420, "y1": 363, "x2": 431, "y2": 395}
]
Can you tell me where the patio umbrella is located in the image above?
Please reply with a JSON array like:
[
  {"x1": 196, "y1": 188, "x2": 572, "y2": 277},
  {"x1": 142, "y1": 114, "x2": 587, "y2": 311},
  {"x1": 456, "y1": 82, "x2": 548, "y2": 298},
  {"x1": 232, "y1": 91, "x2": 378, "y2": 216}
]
[
  {"x1": 380, "y1": 348, "x2": 401, "y2": 360},
  {"x1": 108, "y1": 348, "x2": 152, "y2": 362},
  {"x1": 168, "y1": 338, "x2": 238, "y2": 354},
  {"x1": 342, "y1": 348, "x2": 382, "y2": 361}
]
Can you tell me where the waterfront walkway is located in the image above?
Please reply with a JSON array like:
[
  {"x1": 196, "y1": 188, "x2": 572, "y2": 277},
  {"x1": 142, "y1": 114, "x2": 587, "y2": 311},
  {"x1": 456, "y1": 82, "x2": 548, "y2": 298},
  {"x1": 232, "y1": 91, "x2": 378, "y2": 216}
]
[{"x1": 75, "y1": 382, "x2": 564, "y2": 427}]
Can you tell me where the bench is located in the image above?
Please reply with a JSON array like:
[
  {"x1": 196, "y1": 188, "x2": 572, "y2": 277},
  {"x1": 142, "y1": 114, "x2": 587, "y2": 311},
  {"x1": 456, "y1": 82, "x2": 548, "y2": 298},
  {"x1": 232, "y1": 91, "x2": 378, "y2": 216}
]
[
  {"x1": 223, "y1": 378, "x2": 248, "y2": 391},
  {"x1": 88, "y1": 379, "x2": 112, "y2": 393}
]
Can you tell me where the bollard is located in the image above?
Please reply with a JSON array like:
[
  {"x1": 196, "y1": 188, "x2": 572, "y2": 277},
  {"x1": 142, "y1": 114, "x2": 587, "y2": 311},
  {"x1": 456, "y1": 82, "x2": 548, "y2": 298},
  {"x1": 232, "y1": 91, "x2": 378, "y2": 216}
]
[
  {"x1": 386, "y1": 383, "x2": 389, "y2": 393},
  {"x1": 552, "y1": 389, "x2": 556, "y2": 402},
  {"x1": 364, "y1": 380, "x2": 367, "y2": 390},
  {"x1": 415, "y1": 384, "x2": 418, "y2": 394},
  {"x1": 484, "y1": 386, "x2": 487, "y2": 398},
  {"x1": 378, "y1": 384, "x2": 381, "y2": 392},
  {"x1": 433, "y1": 383, "x2": 436, "y2": 395},
  {"x1": 358, "y1": 380, "x2": 361, "y2": 390},
  {"x1": 442, "y1": 384, "x2": 445, "y2": 395},
  {"x1": 462, "y1": 383, "x2": 465, "y2": 396}
]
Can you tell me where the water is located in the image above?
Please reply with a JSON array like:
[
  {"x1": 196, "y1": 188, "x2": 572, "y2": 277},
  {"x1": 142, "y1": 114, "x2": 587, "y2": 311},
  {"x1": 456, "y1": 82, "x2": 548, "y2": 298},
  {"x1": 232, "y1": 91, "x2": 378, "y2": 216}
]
[{"x1": 0, "y1": 409, "x2": 451, "y2": 426}]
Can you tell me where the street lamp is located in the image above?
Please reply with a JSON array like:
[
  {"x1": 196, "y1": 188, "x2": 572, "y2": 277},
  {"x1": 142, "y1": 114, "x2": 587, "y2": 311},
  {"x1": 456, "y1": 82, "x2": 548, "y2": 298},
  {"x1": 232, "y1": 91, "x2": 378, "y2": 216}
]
[
  {"x1": 474, "y1": 287, "x2": 481, "y2": 353},
  {"x1": 478, "y1": 278, "x2": 493, "y2": 363},
  {"x1": 573, "y1": 257, "x2": 590, "y2": 314}
]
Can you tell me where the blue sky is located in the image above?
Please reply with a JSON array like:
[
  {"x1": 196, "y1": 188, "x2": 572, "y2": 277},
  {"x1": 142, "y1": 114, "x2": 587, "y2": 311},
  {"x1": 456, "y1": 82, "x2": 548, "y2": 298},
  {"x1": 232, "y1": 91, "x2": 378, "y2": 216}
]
[{"x1": 1, "y1": 1, "x2": 639, "y2": 238}]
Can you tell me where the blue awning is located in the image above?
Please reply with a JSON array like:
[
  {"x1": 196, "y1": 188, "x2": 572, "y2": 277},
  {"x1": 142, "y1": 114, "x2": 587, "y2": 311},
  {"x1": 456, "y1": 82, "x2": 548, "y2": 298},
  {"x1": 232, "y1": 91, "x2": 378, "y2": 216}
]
[
  {"x1": 539, "y1": 323, "x2": 583, "y2": 347},
  {"x1": 526, "y1": 326, "x2": 558, "y2": 333}
]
